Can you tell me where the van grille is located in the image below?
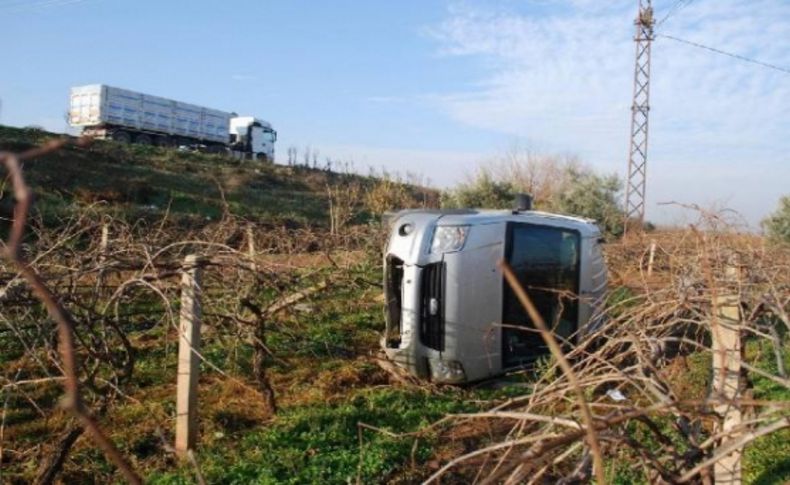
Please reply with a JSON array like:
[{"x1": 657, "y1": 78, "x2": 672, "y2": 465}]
[
  {"x1": 384, "y1": 256, "x2": 404, "y2": 348},
  {"x1": 420, "y1": 262, "x2": 445, "y2": 351}
]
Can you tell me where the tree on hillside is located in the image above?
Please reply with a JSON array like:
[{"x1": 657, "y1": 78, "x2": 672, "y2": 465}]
[
  {"x1": 441, "y1": 171, "x2": 515, "y2": 209},
  {"x1": 442, "y1": 147, "x2": 623, "y2": 236},
  {"x1": 547, "y1": 167, "x2": 624, "y2": 236},
  {"x1": 486, "y1": 144, "x2": 583, "y2": 207},
  {"x1": 762, "y1": 195, "x2": 790, "y2": 244}
]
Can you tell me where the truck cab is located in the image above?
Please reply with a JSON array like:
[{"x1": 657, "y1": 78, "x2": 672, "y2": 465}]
[
  {"x1": 382, "y1": 203, "x2": 607, "y2": 383},
  {"x1": 229, "y1": 116, "x2": 277, "y2": 162}
]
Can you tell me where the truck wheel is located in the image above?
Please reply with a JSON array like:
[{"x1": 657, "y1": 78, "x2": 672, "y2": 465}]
[
  {"x1": 154, "y1": 136, "x2": 172, "y2": 147},
  {"x1": 112, "y1": 130, "x2": 131, "y2": 144},
  {"x1": 136, "y1": 134, "x2": 153, "y2": 145},
  {"x1": 255, "y1": 153, "x2": 269, "y2": 162}
]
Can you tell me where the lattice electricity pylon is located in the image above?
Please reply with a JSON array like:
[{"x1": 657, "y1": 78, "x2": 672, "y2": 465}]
[{"x1": 624, "y1": 0, "x2": 654, "y2": 235}]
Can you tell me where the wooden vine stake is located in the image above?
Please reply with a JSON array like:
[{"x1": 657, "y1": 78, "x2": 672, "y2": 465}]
[
  {"x1": 247, "y1": 225, "x2": 257, "y2": 272},
  {"x1": 96, "y1": 223, "x2": 110, "y2": 290},
  {"x1": 100, "y1": 223, "x2": 109, "y2": 264},
  {"x1": 711, "y1": 258, "x2": 744, "y2": 484},
  {"x1": 647, "y1": 239, "x2": 657, "y2": 276},
  {"x1": 175, "y1": 255, "x2": 204, "y2": 457}
]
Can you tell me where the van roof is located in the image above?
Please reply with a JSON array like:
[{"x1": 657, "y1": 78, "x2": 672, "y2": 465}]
[{"x1": 391, "y1": 209, "x2": 602, "y2": 237}]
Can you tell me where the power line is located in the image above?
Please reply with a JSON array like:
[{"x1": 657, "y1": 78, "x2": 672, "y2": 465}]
[
  {"x1": 655, "y1": 0, "x2": 695, "y2": 30},
  {"x1": 659, "y1": 33, "x2": 790, "y2": 75},
  {"x1": 0, "y1": 0, "x2": 89, "y2": 13}
]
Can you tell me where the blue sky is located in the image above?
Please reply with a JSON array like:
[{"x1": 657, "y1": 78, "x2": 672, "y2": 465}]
[{"x1": 1, "y1": 0, "x2": 788, "y2": 227}]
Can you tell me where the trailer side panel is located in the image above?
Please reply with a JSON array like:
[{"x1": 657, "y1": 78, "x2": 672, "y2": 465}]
[{"x1": 69, "y1": 84, "x2": 230, "y2": 144}]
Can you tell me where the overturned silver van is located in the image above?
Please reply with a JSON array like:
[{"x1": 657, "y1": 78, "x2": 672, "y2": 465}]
[{"x1": 382, "y1": 202, "x2": 607, "y2": 384}]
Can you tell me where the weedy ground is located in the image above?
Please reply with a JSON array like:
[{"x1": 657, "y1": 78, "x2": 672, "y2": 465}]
[
  {"x1": 0, "y1": 126, "x2": 787, "y2": 484},
  {"x1": 0, "y1": 243, "x2": 523, "y2": 484}
]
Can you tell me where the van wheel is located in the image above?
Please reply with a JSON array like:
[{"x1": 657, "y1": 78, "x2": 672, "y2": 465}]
[
  {"x1": 136, "y1": 134, "x2": 153, "y2": 145},
  {"x1": 255, "y1": 153, "x2": 269, "y2": 162},
  {"x1": 112, "y1": 130, "x2": 131, "y2": 144}
]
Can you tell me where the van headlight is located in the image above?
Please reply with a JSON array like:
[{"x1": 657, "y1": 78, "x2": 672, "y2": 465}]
[
  {"x1": 430, "y1": 359, "x2": 466, "y2": 383},
  {"x1": 430, "y1": 225, "x2": 469, "y2": 253}
]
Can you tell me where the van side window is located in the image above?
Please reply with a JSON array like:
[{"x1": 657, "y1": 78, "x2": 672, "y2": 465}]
[{"x1": 502, "y1": 223, "x2": 581, "y2": 368}]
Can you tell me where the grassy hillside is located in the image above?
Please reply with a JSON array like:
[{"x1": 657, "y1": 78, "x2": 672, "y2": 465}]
[
  {"x1": 0, "y1": 125, "x2": 435, "y2": 227},
  {"x1": 0, "y1": 125, "x2": 787, "y2": 485}
]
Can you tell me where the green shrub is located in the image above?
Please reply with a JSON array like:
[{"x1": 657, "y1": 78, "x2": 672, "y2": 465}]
[
  {"x1": 441, "y1": 171, "x2": 515, "y2": 209},
  {"x1": 442, "y1": 149, "x2": 624, "y2": 236},
  {"x1": 762, "y1": 195, "x2": 790, "y2": 244},
  {"x1": 547, "y1": 167, "x2": 623, "y2": 236}
]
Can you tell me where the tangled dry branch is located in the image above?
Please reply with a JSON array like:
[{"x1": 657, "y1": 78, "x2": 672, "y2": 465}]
[
  {"x1": 1, "y1": 136, "x2": 787, "y2": 484},
  {"x1": 0, "y1": 138, "x2": 380, "y2": 483},
  {"x1": 1, "y1": 141, "x2": 143, "y2": 484},
  {"x1": 422, "y1": 222, "x2": 789, "y2": 484}
]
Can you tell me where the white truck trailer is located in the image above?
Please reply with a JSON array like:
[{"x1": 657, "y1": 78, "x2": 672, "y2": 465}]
[{"x1": 68, "y1": 84, "x2": 277, "y2": 161}]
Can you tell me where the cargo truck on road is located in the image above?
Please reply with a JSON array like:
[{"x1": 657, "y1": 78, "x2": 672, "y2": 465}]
[{"x1": 68, "y1": 84, "x2": 277, "y2": 161}]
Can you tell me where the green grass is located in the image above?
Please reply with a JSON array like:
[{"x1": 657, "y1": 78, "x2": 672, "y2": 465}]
[
  {"x1": 0, "y1": 124, "x2": 377, "y2": 227},
  {"x1": 3, "y1": 124, "x2": 788, "y2": 484},
  {"x1": 147, "y1": 388, "x2": 476, "y2": 485},
  {"x1": 743, "y1": 337, "x2": 790, "y2": 485},
  {"x1": 607, "y1": 339, "x2": 790, "y2": 485}
]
